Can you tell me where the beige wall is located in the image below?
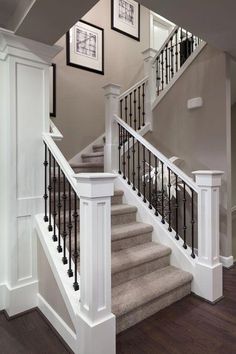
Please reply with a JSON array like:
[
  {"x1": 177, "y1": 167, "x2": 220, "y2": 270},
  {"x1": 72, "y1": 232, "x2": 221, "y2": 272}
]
[
  {"x1": 53, "y1": 0, "x2": 150, "y2": 160},
  {"x1": 37, "y1": 240, "x2": 75, "y2": 331},
  {"x1": 231, "y1": 103, "x2": 236, "y2": 259},
  {"x1": 146, "y1": 45, "x2": 232, "y2": 257}
]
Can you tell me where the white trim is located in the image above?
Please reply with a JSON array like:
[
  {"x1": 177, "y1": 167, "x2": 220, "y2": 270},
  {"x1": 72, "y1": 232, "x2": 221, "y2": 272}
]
[
  {"x1": 0, "y1": 283, "x2": 6, "y2": 311},
  {"x1": 152, "y1": 25, "x2": 179, "y2": 63},
  {"x1": 232, "y1": 205, "x2": 236, "y2": 213},
  {"x1": 114, "y1": 114, "x2": 199, "y2": 192},
  {"x1": 69, "y1": 133, "x2": 105, "y2": 165},
  {"x1": 37, "y1": 294, "x2": 77, "y2": 353},
  {"x1": 49, "y1": 119, "x2": 63, "y2": 141},
  {"x1": 219, "y1": 255, "x2": 234, "y2": 268},
  {"x1": 119, "y1": 76, "x2": 149, "y2": 101},
  {"x1": 152, "y1": 41, "x2": 207, "y2": 110}
]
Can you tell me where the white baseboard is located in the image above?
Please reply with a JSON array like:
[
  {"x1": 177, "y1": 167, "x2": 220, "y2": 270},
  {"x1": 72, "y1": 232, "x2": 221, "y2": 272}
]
[
  {"x1": 0, "y1": 283, "x2": 6, "y2": 311},
  {"x1": 220, "y1": 255, "x2": 234, "y2": 268},
  {"x1": 3, "y1": 280, "x2": 38, "y2": 317},
  {"x1": 37, "y1": 294, "x2": 77, "y2": 353}
]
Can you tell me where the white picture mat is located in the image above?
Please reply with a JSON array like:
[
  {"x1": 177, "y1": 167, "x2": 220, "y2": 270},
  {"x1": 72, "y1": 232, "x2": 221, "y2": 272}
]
[
  {"x1": 113, "y1": 0, "x2": 139, "y2": 38},
  {"x1": 69, "y1": 21, "x2": 103, "y2": 72}
]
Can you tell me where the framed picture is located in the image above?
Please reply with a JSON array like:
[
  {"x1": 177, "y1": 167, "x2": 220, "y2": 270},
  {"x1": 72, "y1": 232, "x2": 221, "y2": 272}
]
[
  {"x1": 49, "y1": 63, "x2": 56, "y2": 117},
  {"x1": 66, "y1": 20, "x2": 104, "y2": 75},
  {"x1": 111, "y1": 0, "x2": 140, "y2": 41}
]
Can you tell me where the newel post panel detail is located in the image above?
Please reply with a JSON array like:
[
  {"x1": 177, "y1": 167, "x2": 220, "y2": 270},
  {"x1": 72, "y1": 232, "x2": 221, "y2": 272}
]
[
  {"x1": 103, "y1": 83, "x2": 121, "y2": 173},
  {"x1": 193, "y1": 170, "x2": 224, "y2": 303},
  {"x1": 142, "y1": 48, "x2": 157, "y2": 129},
  {"x1": 76, "y1": 173, "x2": 116, "y2": 354}
]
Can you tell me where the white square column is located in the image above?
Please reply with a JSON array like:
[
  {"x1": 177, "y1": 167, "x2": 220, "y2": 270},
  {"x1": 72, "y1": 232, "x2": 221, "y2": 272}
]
[
  {"x1": 0, "y1": 31, "x2": 61, "y2": 315},
  {"x1": 76, "y1": 173, "x2": 116, "y2": 354}
]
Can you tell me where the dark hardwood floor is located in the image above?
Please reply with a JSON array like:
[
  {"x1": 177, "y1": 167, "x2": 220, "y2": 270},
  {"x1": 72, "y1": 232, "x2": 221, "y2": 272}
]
[
  {"x1": 0, "y1": 266, "x2": 235, "y2": 353},
  {"x1": 117, "y1": 265, "x2": 236, "y2": 354},
  {"x1": 0, "y1": 309, "x2": 72, "y2": 354}
]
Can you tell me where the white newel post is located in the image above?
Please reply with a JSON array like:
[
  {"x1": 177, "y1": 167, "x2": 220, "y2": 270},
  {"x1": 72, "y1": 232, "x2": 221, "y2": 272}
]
[
  {"x1": 76, "y1": 173, "x2": 116, "y2": 354},
  {"x1": 193, "y1": 170, "x2": 224, "y2": 302},
  {"x1": 0, "y1": 31, "x2": 61, "y2": 315},
  {"x1": 142, "y1": 48, "x2": 157, "y2": 129},
  {"x1": 103, "y1": 83, "x2": 121, "y2": 173}
]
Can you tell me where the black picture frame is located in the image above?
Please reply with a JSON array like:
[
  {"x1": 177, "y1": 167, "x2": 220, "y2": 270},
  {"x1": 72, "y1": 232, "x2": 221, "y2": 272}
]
[
  {"x1": 50, "y1": 63, "x2": 56, "y2": 117},
  {"x1": 111, "y1": 0, "x2": 140, "y2": 41},
  {"x1": 66, "y1": 20, "x2": 104, "y2": 75}
]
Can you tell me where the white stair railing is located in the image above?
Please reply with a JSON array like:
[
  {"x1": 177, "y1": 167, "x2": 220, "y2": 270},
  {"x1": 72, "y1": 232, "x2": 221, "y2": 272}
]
[{"x1": 104, "y1": 85, "x2": 223, "y2": 303}]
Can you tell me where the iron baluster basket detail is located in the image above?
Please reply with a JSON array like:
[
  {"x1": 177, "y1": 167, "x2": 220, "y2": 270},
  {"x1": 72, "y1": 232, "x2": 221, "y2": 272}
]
[{"x1": 117, "y1": 117, "x2": 198, "y2": 259}]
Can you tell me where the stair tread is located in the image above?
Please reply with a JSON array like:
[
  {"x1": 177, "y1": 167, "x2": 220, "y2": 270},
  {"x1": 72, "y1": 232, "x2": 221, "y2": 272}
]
[
  {"x1": 81, "y1": 152, "x2": 104, "y2": 158},
  {"x1": 112, "y1": 266, "x2": 193, "y2": 317},
  {"x1": 70, "y1": 161, "x2": 104, "y2": 168},
  {"x1": 111, "y1": 204, "x2": 137, "y2": 215},
  {"x1": 93, "y1": 144, "x2": 104, "y2": 149},
  {"x1": 111, "y1": 242, "x2": 171, "y2": 274},
  {"x1": 111, "y1": 222, "x2": 153, "y2": 241}
]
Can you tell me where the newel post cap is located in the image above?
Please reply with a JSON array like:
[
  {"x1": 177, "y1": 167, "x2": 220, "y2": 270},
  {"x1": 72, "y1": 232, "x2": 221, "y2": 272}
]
[
  {"x1": 75, "y1": 173, "x2": 117, "y2": 198},
  {"x1": 192, "y1": 170, "x2": 224, "y2": 187},
  {"x1": 142, "y1": 48, "x2": 158, "y2": 61},
  {"x1": 103, "y1": 83, "x2": 121, "y2": 97}
]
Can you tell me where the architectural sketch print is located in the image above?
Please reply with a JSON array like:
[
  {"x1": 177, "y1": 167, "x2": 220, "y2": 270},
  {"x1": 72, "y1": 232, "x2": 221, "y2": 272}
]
[
  {"x1": 75, "y1": 27, "x2": 98, "y2": 59},
  {"x1": 118, "y1": 0, "x2": 134, "y2": 26}
]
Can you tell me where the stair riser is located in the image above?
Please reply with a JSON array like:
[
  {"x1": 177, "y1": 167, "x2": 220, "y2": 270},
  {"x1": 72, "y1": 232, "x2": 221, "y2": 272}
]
[
  {"x1": 51, "y1": 193, "x2": 122, "y2": 209},
  {"x1": 111, "y1": 195, "x2": 123, "y2": 205},
  {"x1": 81, "y1": 156, "x2": 104, "y2": 163},
  {"x1": 112, "y1": 232, "x2": 152, "y2": 252},
  {"x1": 116, "y1": 282, "x2": 191, "y2": 334},
  {"x1": 112, "y1": 255, "x2": 170, "y2": 288},
  {"x1": 73, "y1": 166, "x2": 104, "y2": 173}
]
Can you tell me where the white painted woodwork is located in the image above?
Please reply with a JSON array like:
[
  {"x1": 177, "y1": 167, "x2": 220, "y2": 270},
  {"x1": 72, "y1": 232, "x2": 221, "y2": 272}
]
[
  {"x1": 0, "y1": 30, "x2": 61, "y2": 315},
  {"x1": 76, "y1": 173, "x2": 116, "y2": 354},
  {"x1": 103, "y1": 83, "x2": 121, "y2": 173},
  {"x1": 193, "y1": 170, "x2": 224, "y2": 302}
]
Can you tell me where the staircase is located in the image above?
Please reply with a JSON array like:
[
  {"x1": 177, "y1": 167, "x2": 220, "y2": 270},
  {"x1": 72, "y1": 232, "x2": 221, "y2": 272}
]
[{"x1": 55, "y1": 142, "x2": 192, "y2": 334}]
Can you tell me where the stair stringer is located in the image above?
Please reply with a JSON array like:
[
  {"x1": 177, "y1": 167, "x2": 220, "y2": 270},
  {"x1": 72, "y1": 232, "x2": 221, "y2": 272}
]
[
  {"x1": 34, "y1": 214, "x2": 80, "y2": 354},
  {"x1": 114, "y1": 176, "x2": 201, "y2": 296}
]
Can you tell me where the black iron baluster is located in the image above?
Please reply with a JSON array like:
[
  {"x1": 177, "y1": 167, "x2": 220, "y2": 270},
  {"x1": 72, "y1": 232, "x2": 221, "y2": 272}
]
[
  {"x1": 120, "y1": 99, "x2": 123, "y2": 119},
  {"x1": 134, "y1": 89, "x2": 137, "y2": 131},
  {"x1": 175, "y1": 30, "x2": 178, "y2": 73},
  {"x1": 129, "y1": 92, "x2": 132, "y2": 128},
  {"x1": 43, "y1": 143, "x2": 49, "y2": 222},
  {"x1": 161, "y1": 161, "x2": 165, "y2": 224},
  {"x1": 137, "y1": 141, "x2": 141, "y2": 197},
  {"x1": 73, "y1": 192, "x2": 79, "y2": 290},
  {"x1": 138, "y1": 86, "x2": 141, "y2": 130},
  {"x1": 118, "y1": 124, "x2": 121, "y2": 174},
  {"x1": 175, "y1": 174, "x2": 179, "y2": 240},
  {"x1": 157, "y1": 58, "x2": 160, "y2": 95},
  {"x1": 142, "y1": 83, "x2": 145, "y2": 126},
  {"x1": 62, "y1": 173, "x2": 68, "y2": 264},
  {"x1": 191, "y1": 189, "x2": 196, "y2": 258},
  {"x1": 48, "y1": 150, "x2": 53, "y2": 231},
  {"x1": 180, "y1": 28, "x2": 184, "y2": 66},
  {"x1": 171, "y1": 37, "x2": 174, "y2": 78},
  {"x1": 161, "y1": 51, "x2": 164, "y2": 91},
  {"x1": 57, "y1": 164, "x2": 62, "y2": 253},
  {"x1": 122, "y1": 127, "x2": 126, "y2": 179},
  {"x1": 132, "y1": 136, "x2": 136, "y2": 190},
  {"x1": 67, "y1": 183, "x2": 73, "y2": 277},
  {"x1": 148, "y1": 151, "x2": 152, "y2": 209},
  {"x1": 183, "y1": 182, "x2": 187, "y2": 249},
  {"x1": 165, "y1": 45, "x2": 168, "y2": 85},
  {"x1": 154, "y1": 156, "x2": 158, "y2": 216},
  {"x1": 142, "y1": 145, "x2": 146, "y2": 203},
  {"x1": 125, "y1": 96, "x2": 128, "y2": 123},
  {"x1": 52, "y1": 156, "x2": 57, "y2": 242},
  {"x1": 127, "y1": 132, "x2": 131, "y2": 185},
  {"x1": 167, "y1": 167, "x2": 172, "y2": 232}
]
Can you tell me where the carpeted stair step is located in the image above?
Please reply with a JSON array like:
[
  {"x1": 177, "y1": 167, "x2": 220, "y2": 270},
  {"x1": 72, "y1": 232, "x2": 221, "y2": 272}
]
[
  {"x1": 81, "y1": 151, "x2": 104, "y2": 163},
  {"x1": 70, "y1": 162, "x2": 104, "y2": 173},
  {"x1": 111, "y1": 242, "x2": 171, "y2": 287},
  {"x1": 92, "y1": 144, "x2": 104, "y2": 153},
  {"x1": 112, "y1": 266, "x2": 193, "y2": 333},
  {"x1": 111, "y1": 222, "x2": 153, "y2": 251}
]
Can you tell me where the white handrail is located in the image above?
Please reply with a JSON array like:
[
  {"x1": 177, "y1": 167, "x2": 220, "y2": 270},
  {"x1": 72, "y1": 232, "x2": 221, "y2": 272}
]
[
  {"x1": 152, "y1": 25, "x2": 179, "y2": 64},
  {"x1": 49, "y1": 119, "x2": 63, "y2": 140},
  {"x1": 114, "y1": 114, "x2": 199, "y2": 193},
  {"x1": 42, "y1": 132, "x2": 78, "y2": 194},
  {"x1": 119, "y1": 76, "x2": 149, "y2": 101}
]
